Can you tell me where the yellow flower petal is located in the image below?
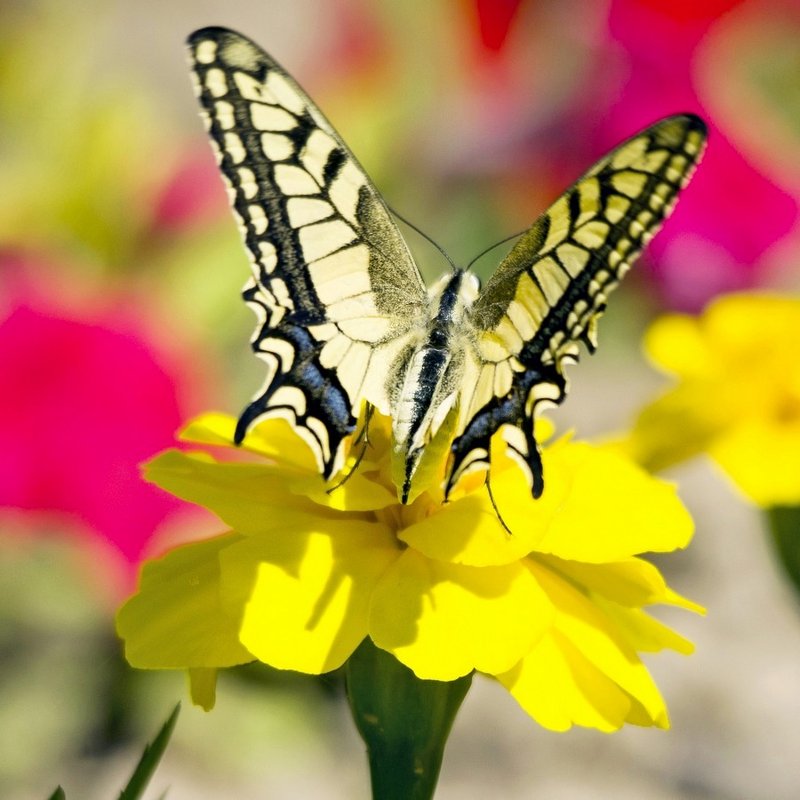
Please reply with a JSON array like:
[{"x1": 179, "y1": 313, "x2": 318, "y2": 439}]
[
  {"x1": 627, "y1": 384, "x2": 728, "y2": 472},
  {"x1": 497, "y1": 632, "x2": 636, "y2": 732},
  {"x1": 633, "y1": 293, "x2": 800, "y2": 507},
  {"x1": 181, "y1": 412, "x2": 318, "y2": 472},
  {"x1": 399, "y1": 492, "x2": 526, "y2": 567},
  {"x1": 145, "y1": 450, "x2": 336, "y2": 534},
  {"x1": 538, "y1": 555, "x2": 703, "y2": 612},
  {"x1": 711, "y1": 420, "x2": 800, "y2": 505},
  {"x1": 534, "y1": 558, "x2": 701, "y2": 654},
  {"x1": 401, "y1": 433, "x2": 623, "y2": 568},
  {"x1": 116, "y1": 532, "x2": 252, "y2": 669},
  {"x1": 526, "y1": 561, "x2": 669, "y2": 727},
  {"x1": 181, "y1": 412, "x2": 399, "y2": 511},
  {"x1": 705, "y1": 293, "x2": 800, "y2": 357},
  {"x1": 594, "y1": 602, "x2": 696, "y2": 655},
  {"x1": 530, "y1": 443, "x2": 694, "y2": 561},
  {"x1": 644, "y1": 313, "x2": 712, "y2": 377},
  {"x1": 487, "y1": 432, "x2": 578, "y2": 546},
  {"x1": 179, "y1": 412, "x2": 238, "y2": 447},
  {"x1": 369, "y1": 549, "x2": 553, "y2": 681},
  {"x1": 663, "y1": 586, "x2": 704, "y2": 613},
  {"x1": 294, "y1": 470, "x2": 398, "y2": 512},
  {"x1": 188, "y1": 668, "x2": 218, "y2": 711},
  {"x1": 219, "y1": 520, "x2": 399, "y2": 674}
]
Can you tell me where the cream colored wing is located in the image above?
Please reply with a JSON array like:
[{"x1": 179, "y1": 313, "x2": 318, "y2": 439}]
[
  {"x1": 188, "y1": 27, "x2": 428, "y2": 477},
  {"x1": 448, "y1": 115, "x2": 708, "y2": 498}
]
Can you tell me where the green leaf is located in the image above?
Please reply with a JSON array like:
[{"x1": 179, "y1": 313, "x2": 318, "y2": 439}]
[
  {"x1": 46, "y1": 787, "x2": 66, "y2": 800},
  {"x1": 118, "y1": 704, "x2": 181, "y2": 800},
  {"x1": 767, "y1": 506, "x2": 800, "y2": 602}
]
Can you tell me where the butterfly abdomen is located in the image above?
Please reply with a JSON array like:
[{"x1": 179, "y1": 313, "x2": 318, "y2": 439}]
[{"x1": 391, "y1": 271, "x2": 481, "y2": 500}]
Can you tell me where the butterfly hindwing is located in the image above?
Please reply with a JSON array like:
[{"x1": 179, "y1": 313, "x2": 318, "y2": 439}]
[
  {"x1": 448, "y1": 115, "x2": 708, "y2": 497},
  {"x1": 187, "y1": 27, "x2": 428, "y2": 477}
]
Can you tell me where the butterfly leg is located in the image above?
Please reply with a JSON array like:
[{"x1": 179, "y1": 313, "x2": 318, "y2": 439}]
[
  {"x1": 325, "y1": 403, "x2": 375, "y2": 494},
  {"x1": 485, "y1": 476, "x2": 513, "y2": 535}
]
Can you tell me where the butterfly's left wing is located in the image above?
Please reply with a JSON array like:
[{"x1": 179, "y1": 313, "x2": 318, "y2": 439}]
[
  {"x1": 448, "y1": 114, "x2": 708, "y2": 498},
  {"x1": 187, "y1": 28, "x2": 429, "y2": 479}
]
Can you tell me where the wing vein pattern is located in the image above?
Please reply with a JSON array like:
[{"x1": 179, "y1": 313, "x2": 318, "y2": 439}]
[
  {"x1": 450, "y1": 115, "x2": 707, "y2": 496},
  {"x1": 188, "y1": 27, "x2": 427, "y2": 477}
]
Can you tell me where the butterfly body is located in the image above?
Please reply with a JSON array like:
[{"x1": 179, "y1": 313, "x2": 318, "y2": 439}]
[
  {"x1": 390, "y1": 269, "x2": 479, "y2": 499},
  {"x1": 188, "y1": 27, "x2": 707, "y2": 504}
]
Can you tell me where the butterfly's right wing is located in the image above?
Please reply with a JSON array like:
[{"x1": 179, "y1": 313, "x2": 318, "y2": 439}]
[
  {"x1": 188, "y1": 27, "x2": 428, "y2": 477},
  {"x1": 449, "y1": 115, "x2": 707, "y2": 498}
]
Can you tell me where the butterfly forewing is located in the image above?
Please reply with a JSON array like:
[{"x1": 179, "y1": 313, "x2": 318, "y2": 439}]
[
  {"x1": 188, "y1": 27, "x2": 427, "y2": 477},
  {"x1": 448, "y1": 115, "x2": 708, "y2": 497}
]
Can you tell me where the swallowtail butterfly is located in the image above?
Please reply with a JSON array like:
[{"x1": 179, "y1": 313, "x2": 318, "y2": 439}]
[{"x1": 187, "y1": 27, "x2": 707, "y2": 503}]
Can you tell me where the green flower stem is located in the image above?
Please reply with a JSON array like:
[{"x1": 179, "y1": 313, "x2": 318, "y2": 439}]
[
  {"x1": 767, "y1": 505, "x2": 800, "y2": 602},
  {"x1": 346, "y1": 638, "x2": 472, "y2": 800}
]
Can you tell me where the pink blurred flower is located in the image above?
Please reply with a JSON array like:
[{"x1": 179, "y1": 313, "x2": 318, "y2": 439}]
[
  {"x1": 620, "y1": 0, "x2": 747, "y2": 25},
  {"x1": 590, "y1": 0, "x2": 798, "y2": 308},
  {"x1": 151, "y1": 148, "x2": 228, "y2": 232},
  {"x1": 448, "y1": 0, "x2": 797, "y2": 312},
  {"x1": 473, "y1": 0, "x2": 524, "y2": 53},
  {"x1": 324, "y1": 0, "x2": 388, "y2": 74},
  {"x1": 0, "y1": 254, "x2": 208, "y2": 591}
]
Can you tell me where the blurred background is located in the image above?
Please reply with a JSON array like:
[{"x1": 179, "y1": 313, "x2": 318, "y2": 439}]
[{"x1": 2, "y1": 0, "x2": 800, "y2": 797}]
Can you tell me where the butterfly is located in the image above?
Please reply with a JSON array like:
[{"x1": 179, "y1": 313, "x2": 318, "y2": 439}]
[{"x1": 187, "y1": 26, "x2": 707, "y2": 504}]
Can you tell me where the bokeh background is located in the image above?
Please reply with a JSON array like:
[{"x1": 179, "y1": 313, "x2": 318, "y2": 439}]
[{"x1": 2, "y1": 0, "x2": 800, "y2": 797}]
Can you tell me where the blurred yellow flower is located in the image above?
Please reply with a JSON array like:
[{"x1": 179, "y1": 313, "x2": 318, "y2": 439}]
[
  {"x1": 117, "y1": 411, "x2": 699, "y2": 732},
  {"x1": 630, "y1": 293, "x2": 800, "y2": 507}
]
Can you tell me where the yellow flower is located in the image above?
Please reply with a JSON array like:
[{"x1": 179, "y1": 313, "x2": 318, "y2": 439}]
[
  {"x1": 117, "y1": 410, "x2": 699, "y2": 732},
  {"x1": 629, "y1": 293, "x2": 800, "y2": 507}
]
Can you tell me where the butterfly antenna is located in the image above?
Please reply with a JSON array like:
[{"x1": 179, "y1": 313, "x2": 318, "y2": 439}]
[
  {"x1": 486, "y1": 476, "x2": 513, "y2": 536},
  {"x1": 465, "y1": 229, "x2": 527, "y2": 272},
  {"x1": 326, "y1": 405, "x2": 374, "y2": 495},
  {"x1": 388, "y1": 206, "x2": 459, "y2": 272}
]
